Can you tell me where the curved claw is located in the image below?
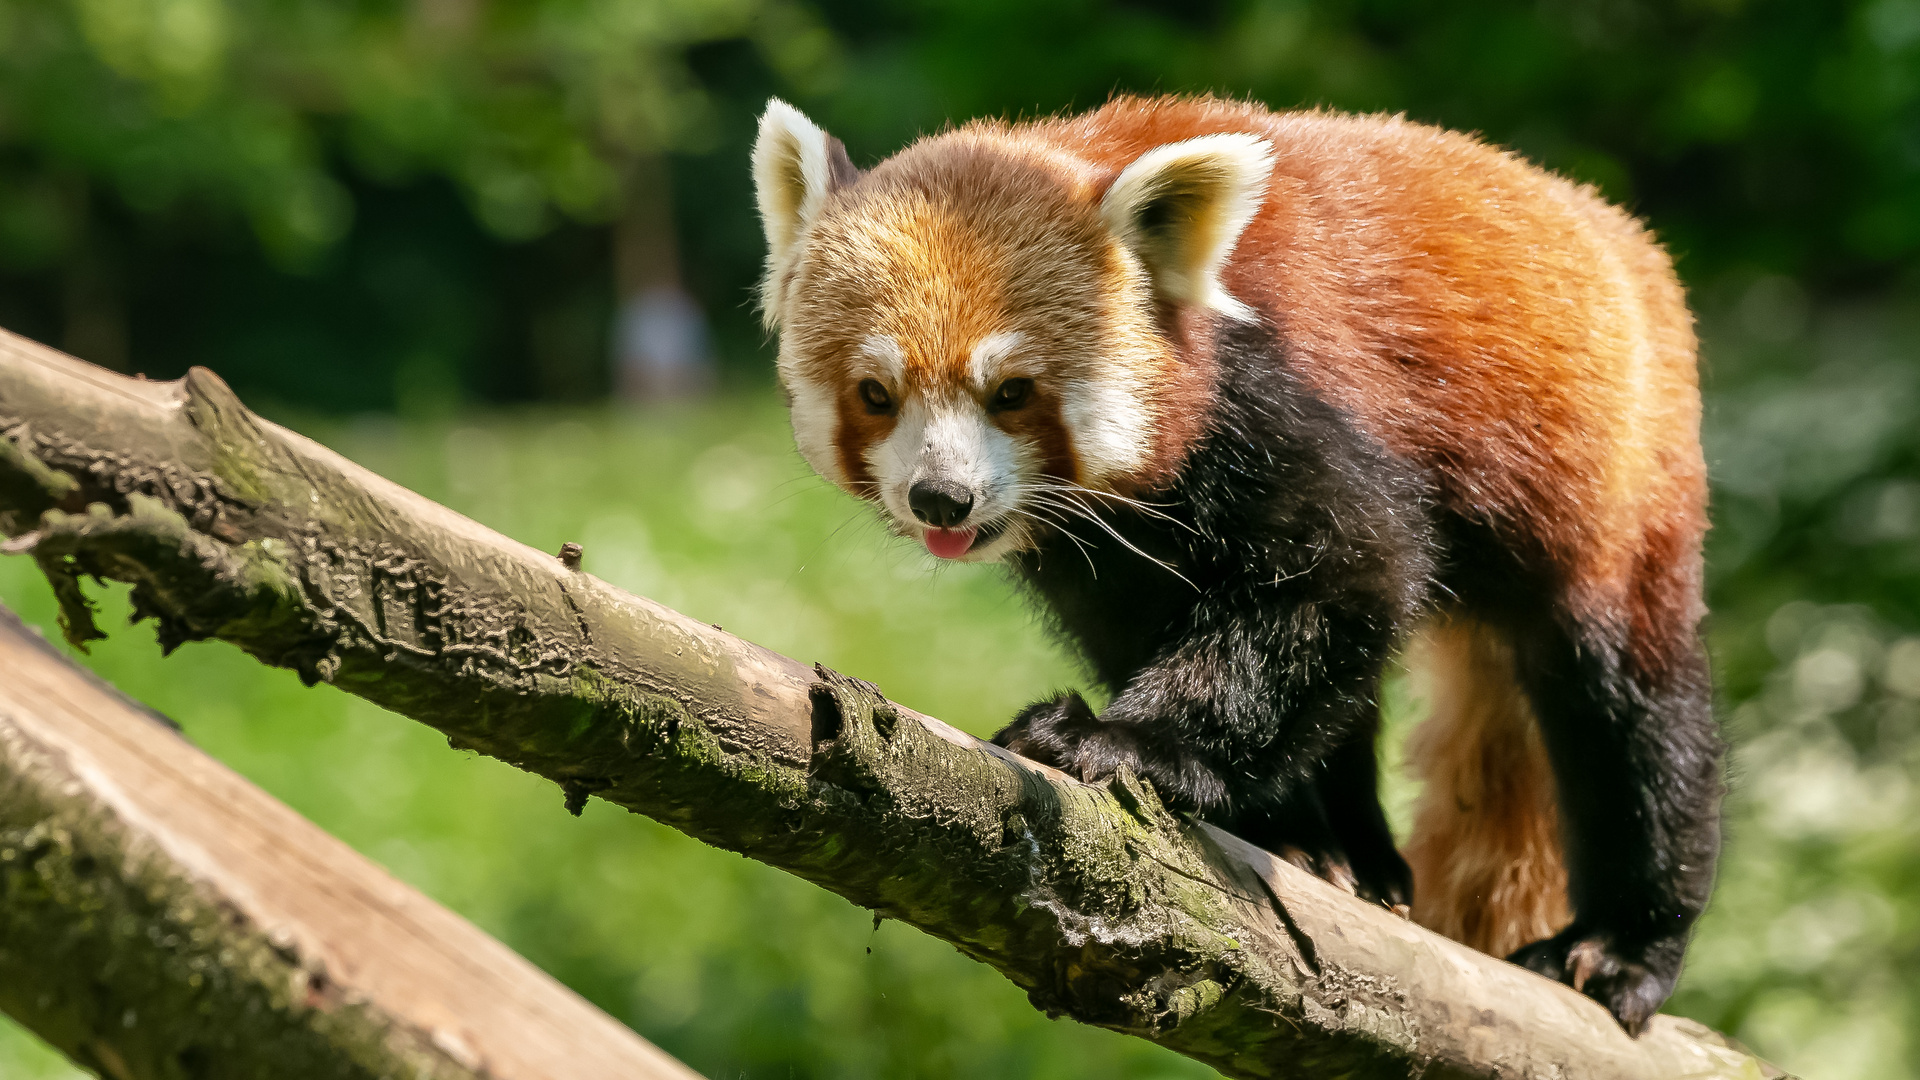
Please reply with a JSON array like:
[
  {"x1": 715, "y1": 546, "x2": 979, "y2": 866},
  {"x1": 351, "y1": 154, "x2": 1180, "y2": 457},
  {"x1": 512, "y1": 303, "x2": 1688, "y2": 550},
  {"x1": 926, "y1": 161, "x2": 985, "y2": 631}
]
[
  {"x1": 1508, "y1": 928, "x2": 1676, "y2": 1036},
  {"x1": 1275, "y1": 844, "x2": 1359, "y2": 895}
]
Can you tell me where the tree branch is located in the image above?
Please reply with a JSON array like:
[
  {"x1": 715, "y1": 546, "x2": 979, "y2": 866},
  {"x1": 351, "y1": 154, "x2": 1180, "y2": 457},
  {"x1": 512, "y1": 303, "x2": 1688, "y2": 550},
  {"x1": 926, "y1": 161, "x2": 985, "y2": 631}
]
[
  {"x1": 0, "y1": 330, "x2": 1788, "y2": 1080},
  {"x1": 0, "y1": 605, "x2": 699, "y2": 1080}
]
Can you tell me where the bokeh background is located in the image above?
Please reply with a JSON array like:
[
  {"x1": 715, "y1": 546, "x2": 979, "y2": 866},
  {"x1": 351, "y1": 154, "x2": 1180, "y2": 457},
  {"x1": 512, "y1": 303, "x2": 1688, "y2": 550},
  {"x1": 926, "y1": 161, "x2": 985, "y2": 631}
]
[{"x1": 1, "y1": 1, "x2": 1918, "y2": 1077}]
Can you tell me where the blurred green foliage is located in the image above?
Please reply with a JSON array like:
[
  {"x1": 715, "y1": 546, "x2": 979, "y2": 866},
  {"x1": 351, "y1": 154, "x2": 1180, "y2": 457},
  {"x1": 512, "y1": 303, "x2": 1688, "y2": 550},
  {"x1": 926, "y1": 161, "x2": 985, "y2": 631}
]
[
  {"x1": 0, "y1": 0, "x2": 837, "y2": 257},
  {"x1": 3, "y1": 0, "x2": 1920, "y2": 404},
  {"x1": 1674, "y1": 303, "x2": 1920, "y2": 1077},
  {"x1": 1, "y1": 1, "x2": 1919, "y2": 1078},
  {"x1": 0, "y1": 0, "x2": 838, "y2": 405}
]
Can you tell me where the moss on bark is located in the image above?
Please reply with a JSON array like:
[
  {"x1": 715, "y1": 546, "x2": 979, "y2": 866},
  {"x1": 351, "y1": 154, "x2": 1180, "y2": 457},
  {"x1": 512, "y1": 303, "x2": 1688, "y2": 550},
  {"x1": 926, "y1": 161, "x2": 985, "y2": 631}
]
[{"x1": 0, "y1": 678, "x2": 473, "y2": 1080}]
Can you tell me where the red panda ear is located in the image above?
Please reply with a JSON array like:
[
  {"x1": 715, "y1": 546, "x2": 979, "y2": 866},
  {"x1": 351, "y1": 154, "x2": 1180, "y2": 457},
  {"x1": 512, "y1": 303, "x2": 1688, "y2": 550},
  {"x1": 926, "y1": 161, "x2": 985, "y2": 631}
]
[
  {"x1": 753, "y1": 99, "x2": 858, "y2": 327},
  {"x1": 1100, "y1": 133, "x2": 1273, "y2": 322}
]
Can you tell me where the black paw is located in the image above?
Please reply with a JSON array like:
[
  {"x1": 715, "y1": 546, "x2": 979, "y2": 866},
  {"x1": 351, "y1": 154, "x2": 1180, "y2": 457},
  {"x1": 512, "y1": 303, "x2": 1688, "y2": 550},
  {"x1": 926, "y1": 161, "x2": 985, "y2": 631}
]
[
  {"x1": 992, "y1": 691, "x2": 1108, "y2": 777},
  {"x1": 1351, "y1": 841, "x2": 1413, "y2": 907},
  {"x1": 1508, "y1": 927, "x2": 1677, "y2": 1036},
  {"x1": 1346, "y1": 839, "x2": 1414, "y2": 911},
  {"x1": 1272, "y1": 842, "x2": 1360, "y2": 896},
  {"x1": 1226, "y1": 793, "x2": 1387, "y2": 904},
  {"x1": 992, "y1": 694, "x2": 1227, "y2": 811}
]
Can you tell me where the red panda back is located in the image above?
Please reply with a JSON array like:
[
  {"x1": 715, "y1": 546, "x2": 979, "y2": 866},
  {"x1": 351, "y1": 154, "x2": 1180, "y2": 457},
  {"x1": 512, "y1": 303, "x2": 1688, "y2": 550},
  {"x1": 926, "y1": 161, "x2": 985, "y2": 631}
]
[
  {"x1": 1011, "y1": 97, "x2": 1704, "y2": 964},
  {"x1": 1018, "y1": 99, "x2": 1701, "y2": 568}
]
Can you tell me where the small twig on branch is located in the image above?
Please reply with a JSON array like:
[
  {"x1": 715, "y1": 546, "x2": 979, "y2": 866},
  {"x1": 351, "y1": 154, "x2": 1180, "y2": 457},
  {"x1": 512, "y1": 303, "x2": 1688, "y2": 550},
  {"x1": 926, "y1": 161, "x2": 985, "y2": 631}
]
[{"x1": 0, "y1": 331, "x2": 1789, "y2": 1080}]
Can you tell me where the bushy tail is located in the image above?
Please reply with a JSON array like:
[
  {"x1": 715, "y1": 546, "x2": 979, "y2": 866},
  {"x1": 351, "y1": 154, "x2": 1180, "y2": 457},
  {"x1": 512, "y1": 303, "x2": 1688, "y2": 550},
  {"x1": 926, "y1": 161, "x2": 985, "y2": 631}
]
[{"x1": 1402, "y1": 619, "x2": 1571, "y2": 958}]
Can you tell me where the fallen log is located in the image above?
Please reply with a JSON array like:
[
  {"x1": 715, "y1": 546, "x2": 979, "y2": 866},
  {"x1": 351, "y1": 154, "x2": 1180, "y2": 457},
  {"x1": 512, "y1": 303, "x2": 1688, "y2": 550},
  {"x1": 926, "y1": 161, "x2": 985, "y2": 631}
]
[{"x1": 0, "y1": 604, "x2": 700, "y2": 1080}]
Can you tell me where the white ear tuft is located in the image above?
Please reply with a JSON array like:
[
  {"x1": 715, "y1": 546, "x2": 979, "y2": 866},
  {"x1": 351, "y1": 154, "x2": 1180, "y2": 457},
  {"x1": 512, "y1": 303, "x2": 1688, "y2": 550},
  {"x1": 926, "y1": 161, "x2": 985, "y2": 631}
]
[
  {"x1": 1100, "y1": 133, "x2": 1273, "y2": 322},
  {"x1": 754, "y1": 99, "x2": 843, "y2": 326}
]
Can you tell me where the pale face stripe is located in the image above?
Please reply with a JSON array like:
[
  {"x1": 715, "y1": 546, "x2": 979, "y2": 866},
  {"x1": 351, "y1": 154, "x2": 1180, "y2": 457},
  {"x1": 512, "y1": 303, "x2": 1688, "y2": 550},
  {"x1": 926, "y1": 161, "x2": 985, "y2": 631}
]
[
  {"x1": 859, "y1": 334, "x2": 907, "y2": 383},
  {"x1": 968, "y1": 331, "x2": 1026, "y2": 388}
]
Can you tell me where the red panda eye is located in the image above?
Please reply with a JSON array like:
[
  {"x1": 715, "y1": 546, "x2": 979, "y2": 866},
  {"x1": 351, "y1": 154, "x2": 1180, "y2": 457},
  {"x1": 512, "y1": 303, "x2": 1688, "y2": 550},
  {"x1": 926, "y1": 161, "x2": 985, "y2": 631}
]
[
  {"x1": 858, "y1": 379, "x2": 893, "y2": 413},
  {"x1": 991, "y1": 378, "x2": 1033, "y2": 412}
]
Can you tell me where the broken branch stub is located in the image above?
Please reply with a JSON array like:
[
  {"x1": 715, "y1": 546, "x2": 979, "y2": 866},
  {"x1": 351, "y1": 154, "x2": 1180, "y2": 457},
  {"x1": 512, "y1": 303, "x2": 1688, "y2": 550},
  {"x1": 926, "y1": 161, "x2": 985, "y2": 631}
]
[{"x1": 0, "y1": 330, "x2": 1788, "y2": 1079}]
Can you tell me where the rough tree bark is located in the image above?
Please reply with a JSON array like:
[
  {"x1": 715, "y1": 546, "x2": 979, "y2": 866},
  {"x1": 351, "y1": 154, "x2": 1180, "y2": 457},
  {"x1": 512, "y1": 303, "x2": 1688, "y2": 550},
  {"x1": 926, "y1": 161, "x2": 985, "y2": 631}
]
[
  {"x1": 0, "y1": 329, "x2": 1788, "y2": 1080},
  {"x1": 0, "y1": 605, "x2": 701, "y2": 1080}
]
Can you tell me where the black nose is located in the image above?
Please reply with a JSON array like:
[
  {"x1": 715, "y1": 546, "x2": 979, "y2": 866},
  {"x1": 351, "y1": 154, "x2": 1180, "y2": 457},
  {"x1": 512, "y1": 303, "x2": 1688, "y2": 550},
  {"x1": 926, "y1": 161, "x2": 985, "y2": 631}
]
[{"x1": 908, "y1": 478, "x2": 974, "y2": 528}]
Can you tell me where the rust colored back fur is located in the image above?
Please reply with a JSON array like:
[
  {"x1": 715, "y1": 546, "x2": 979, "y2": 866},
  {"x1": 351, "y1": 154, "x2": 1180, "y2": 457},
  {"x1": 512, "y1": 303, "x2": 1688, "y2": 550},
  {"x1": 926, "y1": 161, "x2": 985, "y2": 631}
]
[
  {"x1": 782, "y1": 96, "x2": 1704, "y2": 962},
  {"x1": 1019, "y1": 100, "x2": 1701, "y2": 959},
  {"x1": 1403, "y1": 620, "x2": 1571, "y2": 957},
  {"x1": 1022, "y1": 99, "x2": 1706, "y2": 662}
]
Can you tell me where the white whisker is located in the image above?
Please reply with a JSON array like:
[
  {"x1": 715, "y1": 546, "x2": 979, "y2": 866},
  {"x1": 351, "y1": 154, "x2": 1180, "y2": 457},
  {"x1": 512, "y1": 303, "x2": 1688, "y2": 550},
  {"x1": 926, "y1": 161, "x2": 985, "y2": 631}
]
[
  {"x1": 1005, "y1": 506, "x2": 1098, "y2": 578},
  {"x1": 1020, "y1": 489, "x2": 1197, "y2": 590},
  {"x1": 1031, "y1": 479, "x2": 1197, "y2": 534}
]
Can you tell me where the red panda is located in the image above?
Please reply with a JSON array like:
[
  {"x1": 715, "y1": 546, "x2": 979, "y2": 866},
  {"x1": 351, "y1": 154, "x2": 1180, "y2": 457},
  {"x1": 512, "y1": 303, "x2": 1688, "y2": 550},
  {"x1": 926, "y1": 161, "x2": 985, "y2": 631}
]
[{"x1": 751, "y1": 95, "x2": 1720, "y2": 1035}]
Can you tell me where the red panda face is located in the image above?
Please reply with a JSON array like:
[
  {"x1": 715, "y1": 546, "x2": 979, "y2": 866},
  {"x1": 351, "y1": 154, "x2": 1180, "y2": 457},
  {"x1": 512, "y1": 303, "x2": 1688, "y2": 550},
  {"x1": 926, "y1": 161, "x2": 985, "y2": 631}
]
[
  {"x1": 752, "y1": 101, "x2": 1271, "y2": 561},
  {"x1": 774, "y1": 138, "x2": 1167, "y2": 561}
]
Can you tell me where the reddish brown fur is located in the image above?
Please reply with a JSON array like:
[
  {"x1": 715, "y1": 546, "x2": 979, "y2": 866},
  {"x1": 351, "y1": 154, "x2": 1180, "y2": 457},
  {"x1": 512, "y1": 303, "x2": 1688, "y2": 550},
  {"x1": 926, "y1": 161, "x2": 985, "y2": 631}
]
[
  {"x1": 790, "y1": 97, "x2": 1705, "y2": 959},
  {"x1": 786, "y1": 137, "x2": 1127, "y2": 491},
  {"x1": 1007, "y1": 100, "x2": 1704, "y2": 668},
  {"x1": 1008, "y1": 395, "x2": 1082, "y2": 482},
  {"x1": 1005, "y1": 99, "x2": 1703, "y2": 952},
  {"x1": 1403, "y1": 620, "x2": 1573, "y2": 957},
  {"x1": 819, "y1": 101, "x2": 1704, "y2": 651},
  {"x1": 833, "y1": 407, "x2": 885, "y2": 493},
  {"x1": 993, "y1": 98, "x2": 1696, "y2": 958}
]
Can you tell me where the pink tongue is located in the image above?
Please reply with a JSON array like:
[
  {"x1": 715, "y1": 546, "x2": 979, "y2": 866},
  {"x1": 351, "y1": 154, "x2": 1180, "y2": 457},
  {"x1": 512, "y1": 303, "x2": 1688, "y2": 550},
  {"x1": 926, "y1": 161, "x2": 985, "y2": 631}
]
[{"x1": 923, "y1": 527, "x2": 976, "y2": 559}]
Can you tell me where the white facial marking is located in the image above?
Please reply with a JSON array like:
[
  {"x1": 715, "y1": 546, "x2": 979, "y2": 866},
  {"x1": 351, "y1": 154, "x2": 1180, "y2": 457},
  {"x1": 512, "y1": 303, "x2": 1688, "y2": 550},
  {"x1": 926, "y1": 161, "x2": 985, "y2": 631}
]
[
  {"x1": 868, "y1": 396, "x2": 926, "y2": 523},
  {"x1": 868, "y1": 392, "x2": 1031, "y2": 563},
  {"x1": 1059, "y1": 365, "x2": 1151, "y2": 487},
  {"x1": 858, "y1": 334, "x2": 906, "y2": 383},
  {"x1": 782, "y1": 369, "x2": 844, "y2": 486},
  {"x1": 778, "y1": 334, "x2": 909, "y2": 491},
  {"x1": 968, "y1": 331, "x2": 1025, "y2": 388}
]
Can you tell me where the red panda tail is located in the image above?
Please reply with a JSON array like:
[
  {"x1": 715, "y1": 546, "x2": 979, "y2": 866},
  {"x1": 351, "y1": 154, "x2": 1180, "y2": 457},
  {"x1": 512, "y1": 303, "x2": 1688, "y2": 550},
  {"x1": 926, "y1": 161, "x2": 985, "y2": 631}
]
[{"x1": 1402, "y1": 619, "x2": 1572, "y2": 958}]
